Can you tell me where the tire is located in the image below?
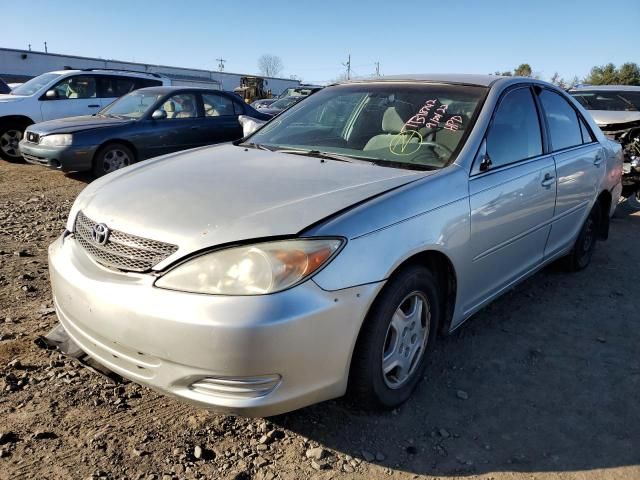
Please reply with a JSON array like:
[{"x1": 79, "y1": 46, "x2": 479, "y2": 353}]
[
  {"x1": 92, "y1": 143, "x2": 134, "y2": 178},
  {"x1": 563, "y1": 202, "x2": 600, "y2": 272},
  {"x1": 0, "y1": 120, "x2": 30, "y2": 161},
  {"x1": 348, "y1": 265, "x2": 441, "y2": 410}
]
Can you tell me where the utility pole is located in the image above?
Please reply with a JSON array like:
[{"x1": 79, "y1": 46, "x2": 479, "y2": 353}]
[
  {"x1": 28, "y1": 44, "x2": 31, "y2": 51},
  {"x1": 343, "y1": 54, "x2": 351, "y2": 80},
  {"x1": 216, "y1": 58, "x2": 226, "y2": 72},
  {"x1": 44, "y1": 41, "x2": 48, "y2": 53},
  {"x1": 374, "y1": 61, "x2": 380, "y2": 77}
]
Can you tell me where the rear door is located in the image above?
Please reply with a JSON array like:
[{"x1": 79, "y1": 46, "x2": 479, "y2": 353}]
[
  {"x1": 465, "y1": 86, "x2": 557, "y2": 314},
  {"x1": 40, "y1": 74, "x2": 102, "y2": 120},
  {"x1": 99, "y1": 76, "x2": 164, "y2": 109},
  {"x1": 199, "y1": 92, "x2": 243, "y2": 145},
  {"x1": 536, "y1": 88, "x2": 605, "y2": 258}
]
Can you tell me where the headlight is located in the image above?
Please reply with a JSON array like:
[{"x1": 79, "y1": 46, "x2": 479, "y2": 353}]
[
  {"x1": 39, "y1": 134, "x2": 72, "y2": 146},
  {"x1": 155, "y1": 238, "x2": 343, "y2": 295}
]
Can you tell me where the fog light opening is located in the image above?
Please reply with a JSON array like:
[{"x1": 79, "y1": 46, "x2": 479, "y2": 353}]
[{"x1": 189, "y1": 374, "x2": 281, "y2": 399}]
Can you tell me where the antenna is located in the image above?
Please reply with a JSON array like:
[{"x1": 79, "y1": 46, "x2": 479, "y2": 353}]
[
  {"x1": 216, "y1": 58, "x2": 226, "y2": 72},
  {"x1": 374, "y1": 61, "x2": 380, "y2": 77},
  {"x1": 44, "y1": 41, "x2": 48, "y2": 53}
]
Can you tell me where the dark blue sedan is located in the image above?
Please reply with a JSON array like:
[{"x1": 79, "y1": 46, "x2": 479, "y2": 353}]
[{"x1": 19, "y1": 86, "x2": 270, "y2": 177}]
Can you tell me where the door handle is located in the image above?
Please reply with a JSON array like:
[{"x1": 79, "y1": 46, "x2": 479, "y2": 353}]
[
  {"x1": 88, "y1": 104, "x2": 100, "y2": 108},
  {"x1": 541, "y1": 173, "x2": 556, "y2": 188},
  {"x1": 594, "y1": 154, "x2": 604, "y2": 167}
]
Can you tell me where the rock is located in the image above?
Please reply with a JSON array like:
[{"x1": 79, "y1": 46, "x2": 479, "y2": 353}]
[
  {"x1": 253, "y1": 456, "x2": 269, "y2": 468},
  {"x1": 305, "y1": 446, "x2": 326, "y2": 460},
  {"x1": 32, "y1": 430, "x2": 57, "y2": 440},
  {"x1": 193, "y1": 445, "x2": 203, "y2": 459},
  {"x1": 438, "y1": 428, "x2": 451, "y2": 438},
  {"x1": 258, "y1": 434, "x2": 270, "y2": 444},
  {"x1": 361, "y1": 450, "x2": 375, "y2": 462},
  {"x1": 343, "y1": 464, "x2": 355, "y2": 473},
  {"x1": 456, "y1": 389, "x2": 469, "y2": 400},
  {"x1": 311, "y1": 460, "x2": 328, "y2": 470},
  {"x1": 0, "y1": 448, "x2": 9, "y2": 458},
  {"x1": 7, "y1": 359, "x2": 22, "y2": 368}
]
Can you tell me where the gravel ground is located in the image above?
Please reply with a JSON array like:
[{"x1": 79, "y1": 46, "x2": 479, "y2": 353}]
[{"x1": 1, "y1": 159, "x2": 639, "y2": 480}]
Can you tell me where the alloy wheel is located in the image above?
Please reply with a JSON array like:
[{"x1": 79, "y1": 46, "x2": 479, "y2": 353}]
[
  {"x1": 102, "y1": 148, "x2": 131, "y2": 173},
  {"x1": 0, "y1": 129, "x2": 23, "y2": 158},
  {"x1": 381, "y1": 291, "x2": 430, "y2": 389}
]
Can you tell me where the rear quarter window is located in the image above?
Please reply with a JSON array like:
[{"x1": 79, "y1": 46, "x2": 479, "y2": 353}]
[{"x1": 538, "y1": 90, "x2": 583, "y2": 151}]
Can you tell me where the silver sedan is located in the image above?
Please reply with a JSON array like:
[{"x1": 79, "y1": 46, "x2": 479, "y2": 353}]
[{"x1": 48, "y1": 74, "x2": 623, "y2": 416}]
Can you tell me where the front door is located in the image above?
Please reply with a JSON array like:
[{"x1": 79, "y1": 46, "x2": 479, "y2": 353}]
[
  {"x1": 200, "y1": 92, "x2": 243, "y2": 145},
  {"x1": 465, "y1": 86, "x2": 557, "y2": 315},
  {"x1": 40, "y1": 75, "x2": 102, "y2": 121},
  {"x1": 144, "y1": 92, "x2": 203, "y2": 158}
]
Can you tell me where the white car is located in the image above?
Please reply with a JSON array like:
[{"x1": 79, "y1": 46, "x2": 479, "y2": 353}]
[{"x1": 0, "y1": 69, "x2": 168, "y2": 160}]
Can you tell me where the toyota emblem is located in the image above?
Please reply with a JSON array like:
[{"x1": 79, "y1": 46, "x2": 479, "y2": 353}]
[{"x1": 91, "y1": 223, "x2": 110, "y2": 246}]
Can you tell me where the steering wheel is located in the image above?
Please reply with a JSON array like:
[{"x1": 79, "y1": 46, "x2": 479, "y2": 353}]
[{"x1": 419, "y1": 140, "x2": 453, "y2": 159}]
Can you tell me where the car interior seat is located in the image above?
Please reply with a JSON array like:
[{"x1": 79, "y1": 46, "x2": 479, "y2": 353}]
[
  {"x1": 363, "y1": 106, "x2": 419, "y2": 151},
  {"x1": 163, "y1": 101, "x2": 176, "y2": 119}
]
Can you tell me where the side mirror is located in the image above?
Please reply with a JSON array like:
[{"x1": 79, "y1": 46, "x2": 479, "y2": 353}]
[
  {"x1": 476, "y1": 139, "x2": 493, "y2": 172},
  {"x1": 151, "y1": 109, "x2": 167, "y2": 120},
  {"x1": 45, "y1": 90, "x2": 58, "y2": 99},
  {"x1": 238, "y1": 115, "x2": 267, "y2": 137}
]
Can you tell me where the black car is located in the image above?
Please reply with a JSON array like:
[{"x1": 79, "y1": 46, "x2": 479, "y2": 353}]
[
  {"x1": 259, "y1": 95, "x2": 307, "y2": 117},
  {"x1": 0, "y1": 78, "x2": 10, "y2": 94},
  {"x1": 19, "y1": 86, "x2": 270, "y2": 177}
]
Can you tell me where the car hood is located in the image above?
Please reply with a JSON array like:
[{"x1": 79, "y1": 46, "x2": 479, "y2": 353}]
[
  {"x1": 29, "y1": 115, "x2": 134, "y2": 134},
  {"x1": 72, "y1": 144, "x2": 424, "y2": 267},
  {"x1": 0, "y1": 94, "x2": 27, "y2": 103},
  {"x1": 587, "y1": 110, "x2": 640, "y2": 126}
]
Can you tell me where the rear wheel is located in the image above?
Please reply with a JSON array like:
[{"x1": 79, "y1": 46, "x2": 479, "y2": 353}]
[
  {"x1": 0, "y1": 121, "x2": 29, "y2": 161},
  {"x1": 348, "y1": 265, "x2": 441, "y2": 410},
  {"x1": 564, "y1": 202, "x2": 600, "y2": 271},
  {"x1": 92, "y1": 143, "x2": 134, "y2": 178}
]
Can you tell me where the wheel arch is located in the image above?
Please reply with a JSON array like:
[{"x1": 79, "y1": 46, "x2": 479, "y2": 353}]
[
  {"x1": 95, "y1": 139, "x2": 139, "y2": 162},
  {"x1": 0, "y1": 115, "x2": 35, "y2": 128},
  {"x1": 596, "y1": 189, "x2": 612, "y2": 240}
]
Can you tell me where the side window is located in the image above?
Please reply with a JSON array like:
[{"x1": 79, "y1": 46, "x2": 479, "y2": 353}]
[
  {"x1": 486, "y1": 88, "x2": 542, "y2": 168},
  {"x1": 159, "y1": 93, "x2": 198, "y2": 119},
  {"x1": 51, "y1": 75, "x2": 97, "y2": 99},
  {"x1": 134, "y1": 78, "x2": 162, "y2": 89},
  {"x1": 100, "y1": 77, "x2": 137, "y2": 98},
  {"x1": 202, "y1": 93, "x2": 235, "y2": 117},
  {"x1": 538, "y1": 90, "x2": 583, "y2": 151},
  {"x1": 233, "y1": 101, "x2": 245, "y2": 115},
  {"x1": 579, "y1": 116, "x2": 595, "y2": 144}
]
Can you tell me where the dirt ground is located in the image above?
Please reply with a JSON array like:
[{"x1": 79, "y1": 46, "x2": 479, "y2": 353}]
[{"x1": 0, "y1": 159, "x2": 638, "y2": 480}]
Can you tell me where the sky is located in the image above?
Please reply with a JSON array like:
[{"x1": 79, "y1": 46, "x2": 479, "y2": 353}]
[{"x1": 1, "y1": 0, "x2": 638, "y2": 84}]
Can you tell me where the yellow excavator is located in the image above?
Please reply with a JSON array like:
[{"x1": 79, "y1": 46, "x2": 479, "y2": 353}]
[{"x1": 234, "y1": 76, "x2": 271, "y2": 104}]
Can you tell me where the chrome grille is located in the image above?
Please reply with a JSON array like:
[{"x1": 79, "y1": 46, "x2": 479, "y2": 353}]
[{"x1": 74, "y1": 211, "x2": 178, "y2": 272}]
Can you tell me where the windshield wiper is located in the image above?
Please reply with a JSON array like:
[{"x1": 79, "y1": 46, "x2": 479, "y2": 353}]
[{"x1": 274, "y1": 148, "x2": 376, "y2": 165}]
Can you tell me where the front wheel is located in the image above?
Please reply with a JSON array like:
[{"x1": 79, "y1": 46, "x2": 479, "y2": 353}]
[
  {"x1": 348, "y1": 265, "x2": 441, "y2": 410},
  {"x1": 0, "y1": 122, "x2": 28, "y2": 161},
  {"x1": 92, "y1": 143, "x2": 134, "y2": 178}
]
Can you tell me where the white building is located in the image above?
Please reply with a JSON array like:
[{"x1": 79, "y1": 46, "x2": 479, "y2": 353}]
[{"x1": 0, "y1": 47, "x2": 300, "y2": 95}]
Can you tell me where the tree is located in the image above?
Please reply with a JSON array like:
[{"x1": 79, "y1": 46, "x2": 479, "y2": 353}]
[
  {"x1": 258, "y1": 54, "x2": 284, "y2": 77},
  {"x1": 514, "y1": 63, "x2": 533, "y2": 77},
  {"x1": 585, "y1": 63, "x2": 618, "y2": 85},
  {"x1": 550, "y1": 72, "x2": 567, "y2": 89},
  {"x1": 617, "y1": 62, "x2": 640, "y2": 85}
]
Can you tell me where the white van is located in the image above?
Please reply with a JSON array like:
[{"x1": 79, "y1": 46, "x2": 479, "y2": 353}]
[{"x1": 0, "y1": 69, "x2": 169, "y2": 160}]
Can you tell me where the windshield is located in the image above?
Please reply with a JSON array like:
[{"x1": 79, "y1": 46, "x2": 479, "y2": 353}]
[
  {"x1": 571, "y1": 90, "x2": 640, "y2": 112},
  {"x1": 11, "y1": 73, "x2": 62, "y2": 96},
  {"x1": 270, "y1": 96, "x2": 301, "y2": 109},
  {"x1": 100, "y1": 90, "x2": 163, "y2": 118},
  {"x1": 248, "y1": 83, "x2": 487, "y2": 170}
]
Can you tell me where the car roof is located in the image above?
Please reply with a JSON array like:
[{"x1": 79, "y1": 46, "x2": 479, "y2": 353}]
[
  {"x1": 569, "y1": 85, "x2": 640, "y2": 92},
  {"x1": 135, "y1": 86, "x2": 234, "y2": 95},
  {"x1": 49, "y1": 69, "x2": 162, "y2": 79},
  {"x1": 337, "y1": 74, "x2": 503, "y2": 87}
]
